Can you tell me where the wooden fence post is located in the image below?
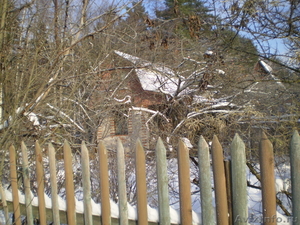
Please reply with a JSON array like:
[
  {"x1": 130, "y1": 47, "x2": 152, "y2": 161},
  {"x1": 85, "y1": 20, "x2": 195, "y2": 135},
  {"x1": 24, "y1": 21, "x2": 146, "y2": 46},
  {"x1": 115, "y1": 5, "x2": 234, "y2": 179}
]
[
  {"x1": 135, "y1": 139, "x2": 148, "y2": 225},
  {"x1": 178, "y1": 139, "x2": 192, "y2": 225},
  {"x1": 155, "y1": 137, "x2": 170, "y2": 225},
  {"x1": 21, "y1": 141, "x2": 34, "y2": 225},
  {"x1": 197, "y1": 136, "x2": 215, "y2": 224},
  {"x1": 63, "y1": 140, "x2": 77, "y2": 225},
  {"x1": 0, "y1": 182, "x2": 9, "y2": 223},
  {"x1": 211, "y1": 135, "x2": 229, "y2": 225},
  {"x1": 117, "y1": 138, "x2": 129, "y2": 225},
  {"x1": 290, "y1": 130, "x2": 300, "y2": 225},
  {"x1": 81, "y1": 141, "x2": 93, "y2": 225},
  {"x1": 98, "y1": 141, "x2": 111, "y2": 225},
  {"x1": 224, "y1": 160, "x2": 233, "y2": 225},
  {"x1": 48, "y1": 143, "x2": 60, "y2": 225},
  {"x1": 230, "y1": 134, "x2": 248, "y2": 225},
  {"x1": 259, "y1": 132, "x2": 276, "y2": 225},
  {"x1": 35, "y1": 141, "x2": 47, "y2": 225},
  {"x1": 9, "y1": 145, "x2": 21, "y2": 225}
]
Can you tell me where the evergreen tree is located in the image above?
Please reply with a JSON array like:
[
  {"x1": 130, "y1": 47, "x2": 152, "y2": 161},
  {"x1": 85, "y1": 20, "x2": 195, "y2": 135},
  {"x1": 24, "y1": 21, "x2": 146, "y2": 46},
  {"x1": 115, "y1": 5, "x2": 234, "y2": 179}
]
[
  {"x1": 156, "y1": 0, "x2": 210, "y2": 19},
  {"x1": 154, "y1": 0, "x2": 213, "y2": 39}
]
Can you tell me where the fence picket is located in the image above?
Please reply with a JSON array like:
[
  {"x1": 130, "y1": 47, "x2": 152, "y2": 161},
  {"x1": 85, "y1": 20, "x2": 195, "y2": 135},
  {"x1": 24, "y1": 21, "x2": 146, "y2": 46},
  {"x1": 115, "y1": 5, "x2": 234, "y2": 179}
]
[
  {"x1": 211, "y1": 135, "x2": 229, "y2": 225},
  {"x1": 98, "y1": 141, "x2": 111, "y2": 225},
  {"x1": 0, "y1": 182, "x2": 9, "y2": 223},
  {"x1": 198, "y1": 136, "x2": 215, "y2": 225},
  {"x1": 81, "y1": 141, "x2": 93, "y2": 225},
  {"x1": 178, "y1": 139, "x2": 192, "y2": 225},
  {"x1": 48, "y1": 143, "x2": 60, "y2": 225},
  {"x1": 230, "y1": 134, "x2": 248, "y2": 225},
  {"x1": 224, "y1": 160, "x2": 233, "y2": 225},
  {"x1": 117, "y1": 138, "x2": 129, "y2": 225},
  {"x1": 155, "y1": 137, "x2": 170, "y2": 225},
  {"x1": 290, "y1": 130, "x2": 300, "y2": 225},
  {"x1": 21, "y1": 141, "x2": 34, "y2": 225},
  {"x1": 35, "y1": 141, "x2": 47, "y2": 225},
  {"x1": 63, "y1": 140, "x2": 77, "y2": 224},
  {"x1": 135, "y1": 139, "x2": 148, "y2": 225},
  {"x1": 9, "y1": 145, "x2": 21, "y2": 225},
  {"x1": 259, "y1": 132, "x2": 276, "y2": 225}
]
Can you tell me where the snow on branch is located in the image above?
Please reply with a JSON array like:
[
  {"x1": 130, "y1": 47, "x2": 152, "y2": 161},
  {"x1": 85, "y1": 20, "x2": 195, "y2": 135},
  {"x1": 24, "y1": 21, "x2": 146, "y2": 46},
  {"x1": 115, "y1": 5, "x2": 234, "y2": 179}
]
[
  {"x1": 47, "y1": 103, "x2": 86, "y2": 133},
  {"x1": 131, "y1": 107, "x2": 169, "y2": 122}
]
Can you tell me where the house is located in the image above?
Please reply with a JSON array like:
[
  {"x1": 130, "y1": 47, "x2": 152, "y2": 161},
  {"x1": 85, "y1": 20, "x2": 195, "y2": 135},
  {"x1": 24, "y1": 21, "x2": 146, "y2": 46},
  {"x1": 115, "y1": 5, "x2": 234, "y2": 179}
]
[
  {"x1": 96, "y1": 50, "x2": 235, "y2": 151},
  {"x1": 96, "y1": 51, "x2": 183, "y2": 151}
]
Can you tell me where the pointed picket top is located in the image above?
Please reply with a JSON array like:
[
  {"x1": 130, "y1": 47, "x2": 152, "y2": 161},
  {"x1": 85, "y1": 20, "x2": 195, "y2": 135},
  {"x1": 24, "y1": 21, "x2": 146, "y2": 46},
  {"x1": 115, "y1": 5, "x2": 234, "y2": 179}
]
[
  {"x1": 259, "y1": 132, "x2": 276, "y2": 225},
  {"x1": 48, "y1": 143, "x2": 60, "y2": 225},
  {"x1": 98, "y1": 140, "x2": 111, "y2": 225},
  {"x1": 198, "y1": 136, "x2": 215, "y2": 225},
  {"x1": 35, "y1": 141, "x2": 47, "y2": 225},
  {"x1": 9, "y1": 144, "x2": 21, "y2": 225},
  {"x1": 290, "y1": 130, "x2": 300, "y2": 223},
  {"x1": 21, "y1": 141, "x2": 34, "y2": 225},
  {"x1": 198, "y1": 135, "x2": 209, "y2": 151},
  {"x1": 81, "y1": 141, "x2": 93, "y2": 225},
  {"x1": 117, "y1": 138, "x2": 128, "y2": 225},
  {"x1": 155, "y1": 137, "x2": 170, "y2": 225},
  {"x1": 135, "y1": 139, "x2": 148, "y2": 224},
  {"x1": 230, "y1": 134, "x2": 248, "y2": 224},
  {"x1": 211, "y1": 135, "x2": 229, "y2": 225},
  {"x1": 178, "y1": 139, "x2": 192, "y2": 225}
]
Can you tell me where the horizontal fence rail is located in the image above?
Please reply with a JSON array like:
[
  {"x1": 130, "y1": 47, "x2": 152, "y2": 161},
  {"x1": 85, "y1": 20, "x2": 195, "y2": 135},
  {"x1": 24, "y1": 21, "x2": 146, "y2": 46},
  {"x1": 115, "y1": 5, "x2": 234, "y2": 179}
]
[{"x1": 0, "y1": 131, "x2": 299, "y2": 225}]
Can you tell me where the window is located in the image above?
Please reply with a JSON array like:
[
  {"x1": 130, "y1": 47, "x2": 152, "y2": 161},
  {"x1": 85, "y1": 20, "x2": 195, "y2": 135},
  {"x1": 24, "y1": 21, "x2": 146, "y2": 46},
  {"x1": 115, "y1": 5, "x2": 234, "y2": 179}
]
[{"x1": 114, "y1": 111, "x2": 128, "y2": 135}]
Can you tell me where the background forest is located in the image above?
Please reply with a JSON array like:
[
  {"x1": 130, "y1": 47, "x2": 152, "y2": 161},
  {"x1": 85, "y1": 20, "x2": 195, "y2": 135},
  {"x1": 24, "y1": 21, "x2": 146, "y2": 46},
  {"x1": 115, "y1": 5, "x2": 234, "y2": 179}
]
[{"x1": 0, "y1": 0, "x2": 299, "y2": 153}]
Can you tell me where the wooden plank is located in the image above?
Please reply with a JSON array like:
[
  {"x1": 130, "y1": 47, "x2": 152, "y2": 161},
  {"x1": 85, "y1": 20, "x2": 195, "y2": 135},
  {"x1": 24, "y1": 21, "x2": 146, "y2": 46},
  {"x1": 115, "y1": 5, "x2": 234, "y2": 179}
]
[
  {"x1": 197, "y1": 136, "x2": 215, "y2": 224},
  {"x1": 135, "y1": 139, "x2": 148, "y2": 225},
  {"x1": 224, "y1": 161, "x2": 232, "y2": 225},
  {"x1": 290, "y1": 130, "x2": 300, "y2": 225},
  {"x1": 35, "y1": 141, "x2": 47, "y2": 225},
  {"x1": 81, "y1": 141, "x2": 93, "y2": 225},
  {"x1": 0, "y1": 181, "x2": 9, "y2": 223},
  {"x1": 98, "y1": 141, "x2": 111, "y2": 225},
  {"x1": 117, "y1": 138, "x2": 129, "y2": 225},
  {"x1": 178, "y1": 139, "x2": 192, "y2": 225},
  {"x1": 230, "y1": 134, "x2": 248, "y2": 225},
  {"x1": 48, "y1": 143, "x2": 60, "y2": 225},
  {"x1": 21, "y1": 141, "x2": 34, "y2": 225},
  {"x1": 259, "y1": 132, "x2": 276, "y2": 225},
  {"x1": 155, "y1": 137, "x2": 170, "y2": 225},
  {"x1": 9, "y1": 145, "x2": 21, "y2": 225},
  {"x1": 63, "y1": 140, "x2": 77, "y2": 224},
  {"x1": 211, "y1": 135, "x2": 229, "y2": 225}
]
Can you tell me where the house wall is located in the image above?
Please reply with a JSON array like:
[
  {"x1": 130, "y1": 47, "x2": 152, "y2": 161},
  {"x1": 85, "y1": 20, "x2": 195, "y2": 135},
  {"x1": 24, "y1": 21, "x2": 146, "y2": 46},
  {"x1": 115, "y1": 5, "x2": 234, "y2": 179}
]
[{"x1": 97, "y1": 110, "x2": 150, "y2": 151}]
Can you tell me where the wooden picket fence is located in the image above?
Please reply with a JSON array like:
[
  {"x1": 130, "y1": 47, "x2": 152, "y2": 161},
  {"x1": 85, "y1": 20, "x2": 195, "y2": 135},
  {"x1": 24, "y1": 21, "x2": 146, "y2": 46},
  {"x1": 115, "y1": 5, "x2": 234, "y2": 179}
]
[{"x1": 0, "y1": 131, "x2": 299, "y2": 225}]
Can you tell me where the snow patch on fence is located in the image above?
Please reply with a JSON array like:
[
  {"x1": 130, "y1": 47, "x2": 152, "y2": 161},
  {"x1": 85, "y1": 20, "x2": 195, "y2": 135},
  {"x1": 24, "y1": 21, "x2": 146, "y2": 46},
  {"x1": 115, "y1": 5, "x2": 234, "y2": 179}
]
[{"x1": 1, "y1": 188, "x2": 193, "y2": 224}]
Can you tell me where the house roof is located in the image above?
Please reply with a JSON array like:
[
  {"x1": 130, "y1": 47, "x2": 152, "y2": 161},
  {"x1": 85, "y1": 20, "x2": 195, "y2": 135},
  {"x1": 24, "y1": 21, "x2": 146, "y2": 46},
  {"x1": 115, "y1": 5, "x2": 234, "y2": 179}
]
[
  {"x1": 135, "y1": 68, "x2": 179, "y2": 96},
  {"x1": 114, "y1": 50, "x2": 182, "y2": 97},
  {"x1": 258, "y1": 60, "x2": 273, "y2": 74}
]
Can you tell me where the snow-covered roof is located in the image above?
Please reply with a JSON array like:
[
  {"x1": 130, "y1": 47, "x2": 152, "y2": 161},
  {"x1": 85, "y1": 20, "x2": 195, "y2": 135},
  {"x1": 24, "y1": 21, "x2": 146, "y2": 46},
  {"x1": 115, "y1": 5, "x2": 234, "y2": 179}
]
[
  {"x1": 114, "y1": 50, "x2": 180, "y2": 96},
  {"x1": 258, "y1": 60, "x2": 285, "y2": 88},
  {"x1": 114, "y1": 50, "x2": 150, "y2": 67},
  {"x1": 259, "y1": 60, "x2": 273, "y2": 74},
  {"x1": 135, "y1": 68, "x2": 179, "y2": 96}
]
